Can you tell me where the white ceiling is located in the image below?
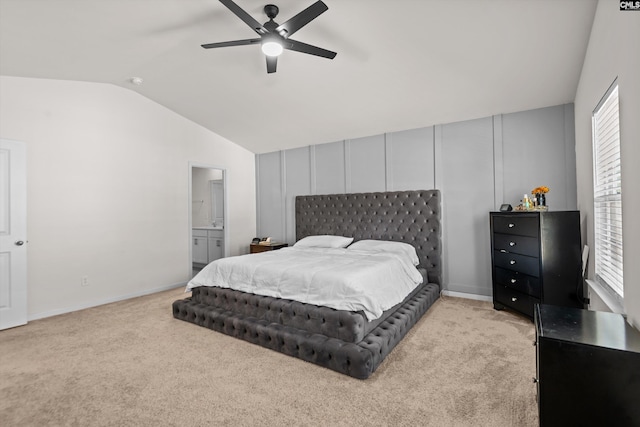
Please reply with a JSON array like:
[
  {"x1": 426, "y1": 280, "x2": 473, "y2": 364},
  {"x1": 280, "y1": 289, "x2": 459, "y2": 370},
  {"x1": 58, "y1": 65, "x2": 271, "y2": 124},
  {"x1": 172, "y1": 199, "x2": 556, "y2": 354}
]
[{"x1": 0, "y1": 0, "x2": 597, "y2": 154}]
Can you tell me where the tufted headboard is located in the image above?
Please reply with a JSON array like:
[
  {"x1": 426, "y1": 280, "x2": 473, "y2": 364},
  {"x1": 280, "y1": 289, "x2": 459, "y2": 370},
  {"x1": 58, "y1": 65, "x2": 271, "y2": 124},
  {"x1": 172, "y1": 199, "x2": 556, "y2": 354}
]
[{"x1": 295, "y1": 189, "x2": 442, "y2": 287}]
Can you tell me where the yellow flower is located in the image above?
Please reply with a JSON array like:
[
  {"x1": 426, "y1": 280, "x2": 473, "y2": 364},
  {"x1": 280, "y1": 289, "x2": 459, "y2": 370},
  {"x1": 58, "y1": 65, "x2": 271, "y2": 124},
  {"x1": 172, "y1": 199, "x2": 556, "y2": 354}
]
[{"x1": 532, "y1": 186, "x2": 549, "y2": 194}]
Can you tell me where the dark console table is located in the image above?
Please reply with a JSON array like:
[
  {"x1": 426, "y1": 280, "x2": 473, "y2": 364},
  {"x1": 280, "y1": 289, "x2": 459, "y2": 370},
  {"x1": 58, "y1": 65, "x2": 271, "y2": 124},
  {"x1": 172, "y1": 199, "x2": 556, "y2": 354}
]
[{"x1": 534, "y1": 304, "x2": 640, "y2": 426}]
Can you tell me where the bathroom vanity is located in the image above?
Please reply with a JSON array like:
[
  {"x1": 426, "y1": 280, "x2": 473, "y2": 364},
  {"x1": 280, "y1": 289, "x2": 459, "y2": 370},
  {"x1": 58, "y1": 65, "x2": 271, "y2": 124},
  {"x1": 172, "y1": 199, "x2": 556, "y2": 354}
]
[{"x1": 192, "y1": 226, "x2": 224, "y2": 266}]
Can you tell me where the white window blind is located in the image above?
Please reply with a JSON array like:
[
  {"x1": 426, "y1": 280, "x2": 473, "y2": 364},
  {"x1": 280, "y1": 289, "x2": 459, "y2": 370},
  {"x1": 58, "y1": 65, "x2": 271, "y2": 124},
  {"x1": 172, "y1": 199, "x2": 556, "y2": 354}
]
[{"x1": 592, "y1": 81, "x2": 623, "y2": 297}]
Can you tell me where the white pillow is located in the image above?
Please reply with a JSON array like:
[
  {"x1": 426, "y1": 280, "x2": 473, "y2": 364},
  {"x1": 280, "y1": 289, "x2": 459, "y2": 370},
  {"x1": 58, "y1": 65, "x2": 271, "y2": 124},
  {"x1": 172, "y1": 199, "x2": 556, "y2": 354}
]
[
  {"x1": 294, "y1": 235, "x2": 354, "y2": 249},
  {"x1": 347, "y1": 239, "x2": 420, "y2": 266}
]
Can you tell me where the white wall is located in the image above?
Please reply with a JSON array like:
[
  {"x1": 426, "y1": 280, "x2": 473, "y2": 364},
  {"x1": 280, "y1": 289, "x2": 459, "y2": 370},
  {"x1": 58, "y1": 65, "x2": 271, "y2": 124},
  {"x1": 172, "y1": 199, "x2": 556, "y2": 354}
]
[
  {"x1": 0, "y1": 76, "x2": 256, "y2": 320},
  {"x1": 574, "y1": 0, "x2": 640, "y2": 328}
]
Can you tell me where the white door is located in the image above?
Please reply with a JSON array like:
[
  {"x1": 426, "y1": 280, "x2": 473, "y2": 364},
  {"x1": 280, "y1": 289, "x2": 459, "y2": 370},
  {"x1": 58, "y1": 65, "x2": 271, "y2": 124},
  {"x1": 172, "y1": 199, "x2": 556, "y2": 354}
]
[{"x1": 0, "y1": 139, "x2": 28, "y2": 330}]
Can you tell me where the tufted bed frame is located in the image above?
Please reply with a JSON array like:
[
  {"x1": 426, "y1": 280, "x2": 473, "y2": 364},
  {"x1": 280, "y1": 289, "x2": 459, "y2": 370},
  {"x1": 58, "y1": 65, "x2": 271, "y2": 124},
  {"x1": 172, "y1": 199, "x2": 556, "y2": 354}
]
[{"x1": 173, "y1": 189, "x2": 442, "y2": 379}]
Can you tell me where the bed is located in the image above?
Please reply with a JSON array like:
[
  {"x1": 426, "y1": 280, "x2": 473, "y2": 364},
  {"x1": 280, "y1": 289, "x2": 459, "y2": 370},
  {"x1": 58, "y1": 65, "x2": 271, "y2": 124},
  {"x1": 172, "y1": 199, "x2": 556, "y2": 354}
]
[{"x1": 173, "y1": 189, "x2": 441, "y2": 379}]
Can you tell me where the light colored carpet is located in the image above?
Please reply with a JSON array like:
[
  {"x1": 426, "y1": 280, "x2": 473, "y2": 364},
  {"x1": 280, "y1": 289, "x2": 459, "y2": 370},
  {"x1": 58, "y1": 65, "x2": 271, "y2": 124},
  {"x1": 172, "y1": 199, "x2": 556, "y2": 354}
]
[{"x1": 0, "y1": 287, "x2": 538, "y2": 426}]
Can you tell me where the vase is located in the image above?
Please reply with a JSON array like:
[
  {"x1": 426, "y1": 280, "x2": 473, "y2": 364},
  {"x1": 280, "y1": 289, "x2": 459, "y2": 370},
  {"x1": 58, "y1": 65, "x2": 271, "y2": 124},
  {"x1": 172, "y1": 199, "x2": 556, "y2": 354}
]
[{"x1": 538, "y1": 193, "x2": 546, "y2": 207}]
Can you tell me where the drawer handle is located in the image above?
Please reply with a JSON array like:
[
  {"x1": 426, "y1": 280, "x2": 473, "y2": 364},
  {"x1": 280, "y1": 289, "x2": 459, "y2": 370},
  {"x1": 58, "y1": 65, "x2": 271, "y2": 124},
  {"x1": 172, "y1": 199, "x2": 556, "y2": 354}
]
[
  {"x1": 512, "y1": 297, "x2": 518, "y2": 302},
  {"x1": 533, "y1": 377, "x2": 539, "y2": 384},
  {"x1": 511, "y1": 278, "x2": 517, "y2": 284},
  {"x1": 508, "y1": 223, "x2": 515, "y2": 228},
  {"x1": 510, "y1": 260, "x2": 516, "y2": 265},
  {"x1": 509, "y1": 241, "x2": 516, "y2": 246}
]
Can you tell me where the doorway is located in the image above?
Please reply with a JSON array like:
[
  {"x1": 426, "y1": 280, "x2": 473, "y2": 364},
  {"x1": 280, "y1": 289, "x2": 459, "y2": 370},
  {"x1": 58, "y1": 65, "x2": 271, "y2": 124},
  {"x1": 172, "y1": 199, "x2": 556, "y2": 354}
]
[
  {"x1": 189, "y1": 163, "x2": 227, "y2": 278},
  {"x1": 0, "y1": 139, "x2": 28, "y2": 330}
]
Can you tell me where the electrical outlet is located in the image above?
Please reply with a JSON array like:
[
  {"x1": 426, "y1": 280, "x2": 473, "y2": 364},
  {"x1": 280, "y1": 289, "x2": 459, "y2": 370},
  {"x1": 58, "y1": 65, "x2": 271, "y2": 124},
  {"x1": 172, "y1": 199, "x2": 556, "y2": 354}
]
[{"x1": 81, "y1": 276, "x2": 89, "y2": 287}]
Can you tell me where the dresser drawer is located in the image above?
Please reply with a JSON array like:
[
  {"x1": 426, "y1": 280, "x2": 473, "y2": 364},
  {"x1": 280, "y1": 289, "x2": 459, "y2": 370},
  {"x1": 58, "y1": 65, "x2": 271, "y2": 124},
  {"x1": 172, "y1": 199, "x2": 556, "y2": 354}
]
[
  {"x1": 492, "y1": 215, "x2": 539, "y2": 237},
  {"x1": 494, "y1": 285, "x2": 539, "y2": 318},
  {"x1": 493, "y1": 251, "x2": 540, "y2": 277},
  {"x1": 493, "y1": 233, "x2": 539, "y2": 257},
  {"x1": 494, "y1": 267, "x2": 541, "y2": 298}
]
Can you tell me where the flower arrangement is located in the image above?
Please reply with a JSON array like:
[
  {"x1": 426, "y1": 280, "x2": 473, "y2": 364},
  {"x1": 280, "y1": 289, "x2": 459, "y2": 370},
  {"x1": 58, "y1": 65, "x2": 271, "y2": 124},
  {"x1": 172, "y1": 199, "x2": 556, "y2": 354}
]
[
  {"x1": 532, "y1": 186, "x2": 549, "y2": 195},
  {"x1": 531, "y1": 186, "x2": 549, "y2": 210}
]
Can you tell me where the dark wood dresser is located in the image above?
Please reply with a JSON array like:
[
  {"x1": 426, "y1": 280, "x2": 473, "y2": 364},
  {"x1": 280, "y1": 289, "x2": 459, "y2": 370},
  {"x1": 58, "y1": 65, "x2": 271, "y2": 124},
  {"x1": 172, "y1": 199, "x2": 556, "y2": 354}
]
[
  {"x1": 535, "y1": 304, "x2": 640, "y2": 426},
  {"x1": 490, "y1": 211, "x2": 583, "y2": 318}
]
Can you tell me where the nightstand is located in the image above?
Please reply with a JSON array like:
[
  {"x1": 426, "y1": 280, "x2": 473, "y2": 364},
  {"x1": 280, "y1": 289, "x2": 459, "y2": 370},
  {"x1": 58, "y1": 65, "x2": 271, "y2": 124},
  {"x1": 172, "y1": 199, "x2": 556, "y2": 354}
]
[
  {"x1": 535, "y1": 304, "x2": 640, "y2": 426},
  {"x1": 250, "y1": 243, "x2": 288, "y2": 253}
]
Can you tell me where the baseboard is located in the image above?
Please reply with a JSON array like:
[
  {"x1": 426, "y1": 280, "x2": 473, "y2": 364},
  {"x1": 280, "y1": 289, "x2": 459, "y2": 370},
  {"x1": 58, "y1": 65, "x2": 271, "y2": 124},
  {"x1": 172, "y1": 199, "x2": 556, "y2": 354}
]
[
  {"x1": 441, "y1": 290, "x2": 493, "y2": 302},
  {"x1": 29, "y1": 281, "x2": 187, "y2": 322}
]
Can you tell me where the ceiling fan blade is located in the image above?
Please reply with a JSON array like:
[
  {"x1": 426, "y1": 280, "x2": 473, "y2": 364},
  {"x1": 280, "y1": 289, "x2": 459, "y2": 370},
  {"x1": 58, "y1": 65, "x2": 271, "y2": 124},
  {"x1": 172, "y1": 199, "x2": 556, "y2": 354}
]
[
  {"x1": 201, "y1": 38, "x2": 261, "y2": 49},
  {"x1": 285, "y1": 39, "x2": 336, "y2": 59},
  {"x1": 219, "y1": 0, "x2": 268, "y2": 35},
  {"x1": 266, "y1": 56, "x2": 277, "y2": 74},
  {"x1": 275, "y1": 1, "x2": 328, "y2": 38}
]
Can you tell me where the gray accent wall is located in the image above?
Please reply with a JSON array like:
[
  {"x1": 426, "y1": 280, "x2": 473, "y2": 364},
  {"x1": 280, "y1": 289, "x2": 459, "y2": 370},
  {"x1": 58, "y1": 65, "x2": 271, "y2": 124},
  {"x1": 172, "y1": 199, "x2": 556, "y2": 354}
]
[
  {"x1": 437, "y1": 117, "x2": 496, "y2": 295},
  {"x1": 255, "y1": 103, "x2": 577, "y2": 297}
]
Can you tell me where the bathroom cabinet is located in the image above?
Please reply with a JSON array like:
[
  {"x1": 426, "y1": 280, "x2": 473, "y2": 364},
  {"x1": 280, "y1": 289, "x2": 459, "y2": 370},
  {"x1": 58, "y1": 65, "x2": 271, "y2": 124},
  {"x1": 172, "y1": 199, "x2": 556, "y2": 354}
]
[{"x1": 192, "y1": 228, "x2": 224, "y2": 266}]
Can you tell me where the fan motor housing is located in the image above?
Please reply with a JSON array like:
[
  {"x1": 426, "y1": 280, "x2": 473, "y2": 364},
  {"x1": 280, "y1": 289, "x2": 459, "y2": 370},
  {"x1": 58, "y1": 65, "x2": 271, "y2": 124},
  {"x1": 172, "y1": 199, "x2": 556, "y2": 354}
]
[{"x1": 264, "y1": 4, "x2": 279, "y2": 20}]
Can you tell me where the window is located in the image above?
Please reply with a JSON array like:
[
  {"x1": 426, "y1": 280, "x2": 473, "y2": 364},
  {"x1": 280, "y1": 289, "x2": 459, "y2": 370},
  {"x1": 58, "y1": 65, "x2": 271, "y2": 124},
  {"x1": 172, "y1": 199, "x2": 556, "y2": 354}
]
[{"x1": 592, "y1": 80, "x2": 623, "y2": 298}]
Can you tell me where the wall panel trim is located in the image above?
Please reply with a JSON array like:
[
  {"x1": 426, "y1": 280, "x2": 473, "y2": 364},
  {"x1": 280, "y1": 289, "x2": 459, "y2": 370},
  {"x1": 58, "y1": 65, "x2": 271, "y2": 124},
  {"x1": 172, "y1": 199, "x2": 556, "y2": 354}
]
[
  {"x1": 309, "y1": 145, "x2": 317, "y2": 195},
  {"x1": 384, "y1": 132, "x2": 392, "y2": 191},
  {"x1": 255, "y1": 154, "x2": 262, "y2": 235},
  {"x1": 344, "y1": 139, "x2": 351, "y2": 193},
  {"x1": 433, "y1": 125, "x2": 443, "y2": 193},
  {"x1": 563, "y1": 103, "x2": 577, "y2": 207},
  {"x1": 280, "y1": 150, "x2": 287, "y2": 242},
  {"x1": 433, "y1": 124, "x2": 447, "y2": 289},
  {"x1": 493, "y1": 114, "x2": 504, "y2": 210}
]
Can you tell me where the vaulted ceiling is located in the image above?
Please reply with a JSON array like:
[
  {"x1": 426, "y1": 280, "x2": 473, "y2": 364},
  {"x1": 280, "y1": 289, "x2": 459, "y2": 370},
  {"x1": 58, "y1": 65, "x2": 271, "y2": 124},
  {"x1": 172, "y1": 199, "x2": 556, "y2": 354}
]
[{"x1": 0, "y1": 0, "x2": 597, "y2": 153}]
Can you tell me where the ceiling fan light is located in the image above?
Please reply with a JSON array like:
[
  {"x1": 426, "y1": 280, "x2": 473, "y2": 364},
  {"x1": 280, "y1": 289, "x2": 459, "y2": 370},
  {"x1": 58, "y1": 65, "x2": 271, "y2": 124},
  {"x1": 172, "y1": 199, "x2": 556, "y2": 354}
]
[{"x1": 262, "y1": 41, "x2": 283, "y2": 57}]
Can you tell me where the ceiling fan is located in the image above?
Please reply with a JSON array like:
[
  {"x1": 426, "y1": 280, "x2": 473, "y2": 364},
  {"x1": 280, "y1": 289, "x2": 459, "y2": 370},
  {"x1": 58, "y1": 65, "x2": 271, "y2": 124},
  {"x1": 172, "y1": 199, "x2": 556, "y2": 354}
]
[{"x1": 201, "y1": 0, "x2": 337, "y2": 74}]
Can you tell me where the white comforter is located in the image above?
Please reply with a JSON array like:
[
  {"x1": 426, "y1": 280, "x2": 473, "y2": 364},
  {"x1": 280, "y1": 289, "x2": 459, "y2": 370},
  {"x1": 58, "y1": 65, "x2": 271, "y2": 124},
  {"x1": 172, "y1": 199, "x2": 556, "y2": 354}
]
[{"x1": 187, "y1": 246, "x2": 423, "y2": 321}]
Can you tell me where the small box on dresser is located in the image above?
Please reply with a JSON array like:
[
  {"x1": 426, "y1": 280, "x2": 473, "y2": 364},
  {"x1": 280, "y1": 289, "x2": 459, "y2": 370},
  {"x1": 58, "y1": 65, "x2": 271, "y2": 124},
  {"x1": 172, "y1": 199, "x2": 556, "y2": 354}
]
[
  {"x1": 535, "y1": 304, "x2": 640, "y2": 426},
  {"x1": 490, "y1": 211, "x2": 583, "y2": 318}
]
